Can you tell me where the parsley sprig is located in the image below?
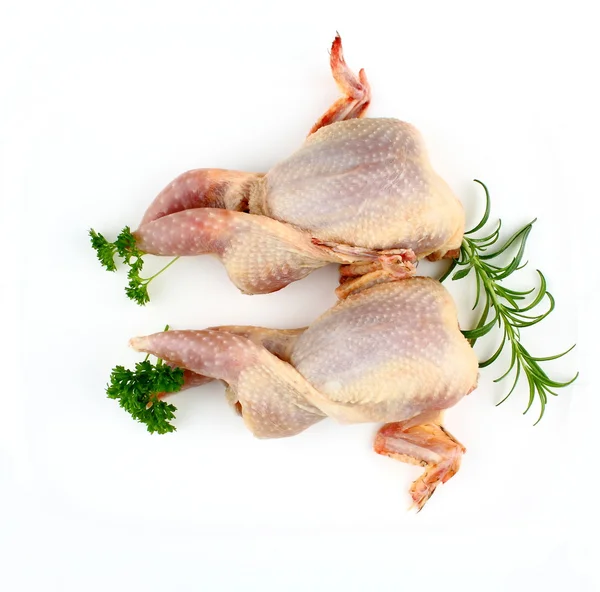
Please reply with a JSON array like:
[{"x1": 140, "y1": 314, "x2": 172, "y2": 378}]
[
  {"x1": 441, "y1": 180, "x2": 578, "y2": 424},
  {"x1": 107, "y1": 327, "x2": 184, "y2": 434},
  {"x1": 89, "y1": 227, "x2": 179, "y2": 305}
]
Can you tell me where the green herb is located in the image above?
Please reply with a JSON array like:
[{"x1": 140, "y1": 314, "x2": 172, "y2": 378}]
[
  {"x1": 89, "y1": 229, "x2": 118, "y2": 272},
  {"x1": 107, "y1": 327, "x2": 183, "y2": 434},
  {"x1": 441, "y1": 180, "x2": 578, "y2": 423},
  {"x1": 89, "y1": 226, "x2": 179, "y2": 306}
]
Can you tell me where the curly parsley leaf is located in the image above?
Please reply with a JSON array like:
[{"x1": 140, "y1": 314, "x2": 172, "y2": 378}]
[
  {"x1": 89, "y1": 229, "x2": 118, "y2": 272},
  {"x1": 107, "y1": 358, "x2": 184, "y2": 434}
]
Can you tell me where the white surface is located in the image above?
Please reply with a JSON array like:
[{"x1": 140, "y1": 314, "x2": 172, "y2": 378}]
[{"x1": 2, "y1": 0, "x2": 597, "y2": 590}]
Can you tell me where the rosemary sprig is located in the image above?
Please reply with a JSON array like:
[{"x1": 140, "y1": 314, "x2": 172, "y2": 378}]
[{"x1": 441, "y1": 180, "x2": 578, "y2": 424}]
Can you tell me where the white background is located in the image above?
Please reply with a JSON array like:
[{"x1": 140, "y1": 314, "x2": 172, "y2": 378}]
[{"x1": 2, "y1": 1, "x2": 597, "y2": 590}]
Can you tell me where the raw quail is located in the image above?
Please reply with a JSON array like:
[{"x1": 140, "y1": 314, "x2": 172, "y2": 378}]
[
  {"x1": 130, "y1": 277, "x2": 478, "y2": 510},
  {"x1": 132, "y1": 36, "x2": 465, "y2": 297}
]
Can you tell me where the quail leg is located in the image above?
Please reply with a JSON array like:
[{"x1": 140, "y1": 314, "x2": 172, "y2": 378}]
[
  {"x1": 155, "y1": 327, "x2": 305, "y2": 399},
  {"x1": 139, "y1": 169, "x2": 264, "y2": 226},
  {"x1": 130, "y1": 329, "x2": 324, "y2": 438},
  {"x1": 133, "y1": 208, "x2": 345, "y2": 294},
  {"x1": 134, "y1": 208, "x2": 391, "y2": 294}
]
